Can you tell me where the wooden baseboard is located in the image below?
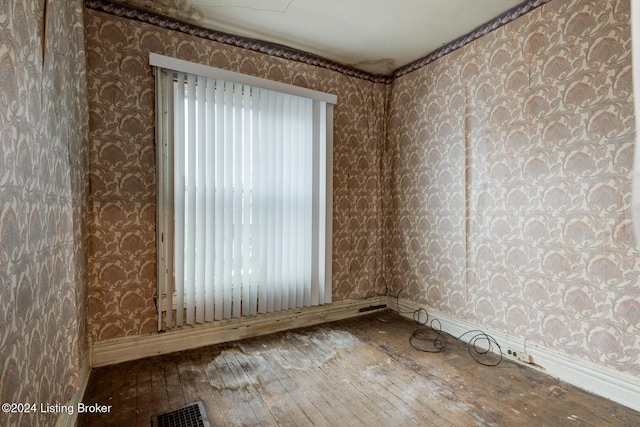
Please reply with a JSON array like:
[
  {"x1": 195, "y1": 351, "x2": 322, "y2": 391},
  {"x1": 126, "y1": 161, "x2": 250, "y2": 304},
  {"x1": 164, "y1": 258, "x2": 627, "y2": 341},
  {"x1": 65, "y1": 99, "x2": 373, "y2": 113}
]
[
  {"x1": 91, "y1": 296, "x2": 387, "y2": 367},
  {"x1": 91, "y1": 294, "x2": 640, "y2": 412},
  {"x1": 389, "y1": 297, "x2": 640, "y2": 413}
]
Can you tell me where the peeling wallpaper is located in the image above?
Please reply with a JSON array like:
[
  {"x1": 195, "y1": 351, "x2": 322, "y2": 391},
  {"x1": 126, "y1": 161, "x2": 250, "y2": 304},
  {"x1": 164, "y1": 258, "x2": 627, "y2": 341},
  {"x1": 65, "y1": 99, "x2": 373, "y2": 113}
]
[
  {"x1": 387, "y1": 0, "x2": 640, "y2": 375},
  {"x1": 84, "y1": 0, "x2": 640, "y2": 381},
  {"x1": 0, "y1": 0, "x2": 89, "y2": 426},
  {"x1": 85, "y1": 9, "x2": 388, "y2": 340},
  {"x1": 0, "y1": 0, "x2": 636, "y2": 422}
]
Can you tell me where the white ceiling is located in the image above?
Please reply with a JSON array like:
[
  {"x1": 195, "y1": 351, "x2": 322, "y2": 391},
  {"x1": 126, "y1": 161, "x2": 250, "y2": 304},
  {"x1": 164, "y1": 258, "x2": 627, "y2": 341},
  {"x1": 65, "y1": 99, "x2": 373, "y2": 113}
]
[{"x1": 133, "y1": 0, "x2": 526, "y2": 75}]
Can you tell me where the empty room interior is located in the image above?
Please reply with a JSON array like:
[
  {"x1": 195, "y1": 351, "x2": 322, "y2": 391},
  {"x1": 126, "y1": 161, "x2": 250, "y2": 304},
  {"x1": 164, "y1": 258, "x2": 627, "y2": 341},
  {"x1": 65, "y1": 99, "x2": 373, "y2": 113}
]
[{"x1": 2, "y1": 0, "x2": 640, "y2": 425}]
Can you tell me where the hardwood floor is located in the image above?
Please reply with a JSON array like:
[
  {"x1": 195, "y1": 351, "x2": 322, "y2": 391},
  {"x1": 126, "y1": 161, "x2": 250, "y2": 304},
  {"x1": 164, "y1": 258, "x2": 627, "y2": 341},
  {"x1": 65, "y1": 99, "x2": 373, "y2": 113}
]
[{"x1": 78, "y1": 312, "x2": 640, "y2": 426}]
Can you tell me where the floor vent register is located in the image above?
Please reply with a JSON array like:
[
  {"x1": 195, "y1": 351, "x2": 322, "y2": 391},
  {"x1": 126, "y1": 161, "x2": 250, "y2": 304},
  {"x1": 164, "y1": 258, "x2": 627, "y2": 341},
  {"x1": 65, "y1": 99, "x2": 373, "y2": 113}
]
[{"x1": 151, "y1": 401, "x2": 211, "y2": 427}]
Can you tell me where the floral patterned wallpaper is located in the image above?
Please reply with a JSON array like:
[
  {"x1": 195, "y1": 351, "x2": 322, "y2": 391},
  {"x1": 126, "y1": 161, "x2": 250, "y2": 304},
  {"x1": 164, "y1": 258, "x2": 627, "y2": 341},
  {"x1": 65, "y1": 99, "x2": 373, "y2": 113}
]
[
  {"x1": 387, "y1": 0, "x2": 640, "y2": 376},
  {"x1": 0, "y1": 0, "x2": 89, "y2": 426},
  {"x1": 85, "y1": 0, "x2": 640, "y2": 380},
  {"x1": 1, "y1": 0, "x2": 636, "y2": 422},
  {"x1": 85, "y1": 9, "x2": 388, "y2": 340}
]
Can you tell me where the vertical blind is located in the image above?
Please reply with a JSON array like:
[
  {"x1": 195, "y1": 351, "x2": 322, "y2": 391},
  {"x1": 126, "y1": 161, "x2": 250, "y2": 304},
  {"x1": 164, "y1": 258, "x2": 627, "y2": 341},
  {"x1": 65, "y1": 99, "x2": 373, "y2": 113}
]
[{"x1": 153, "y1": 55, "x2": 335, "y2": 329}]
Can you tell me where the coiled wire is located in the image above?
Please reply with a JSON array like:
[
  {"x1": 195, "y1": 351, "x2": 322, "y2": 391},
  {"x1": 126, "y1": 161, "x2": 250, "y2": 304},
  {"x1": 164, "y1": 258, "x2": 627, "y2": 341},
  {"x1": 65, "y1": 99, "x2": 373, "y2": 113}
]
[{"x1": 395, "y1": 291, "x2": 503, "y2": 366}]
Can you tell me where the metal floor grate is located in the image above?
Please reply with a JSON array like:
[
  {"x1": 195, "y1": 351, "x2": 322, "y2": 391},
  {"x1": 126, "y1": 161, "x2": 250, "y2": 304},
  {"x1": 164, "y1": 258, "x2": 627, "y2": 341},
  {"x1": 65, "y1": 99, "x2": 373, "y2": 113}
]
[{"x1": 151, "y1": 401, "x2": 211, "y2": 427}]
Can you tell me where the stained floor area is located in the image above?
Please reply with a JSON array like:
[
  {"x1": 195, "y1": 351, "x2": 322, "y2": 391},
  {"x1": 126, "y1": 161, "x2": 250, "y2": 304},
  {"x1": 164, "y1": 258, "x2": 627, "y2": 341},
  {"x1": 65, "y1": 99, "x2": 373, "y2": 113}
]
[{"x1": 79, "y1": 311, "x2": 640, "y2": 426}]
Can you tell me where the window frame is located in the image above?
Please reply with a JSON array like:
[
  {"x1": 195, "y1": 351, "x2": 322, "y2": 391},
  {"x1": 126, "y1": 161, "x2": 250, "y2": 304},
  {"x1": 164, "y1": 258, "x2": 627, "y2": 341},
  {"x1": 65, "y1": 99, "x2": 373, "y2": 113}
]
[{"x1": 151, "y1": 54, "x2": 336, "y2": 329}]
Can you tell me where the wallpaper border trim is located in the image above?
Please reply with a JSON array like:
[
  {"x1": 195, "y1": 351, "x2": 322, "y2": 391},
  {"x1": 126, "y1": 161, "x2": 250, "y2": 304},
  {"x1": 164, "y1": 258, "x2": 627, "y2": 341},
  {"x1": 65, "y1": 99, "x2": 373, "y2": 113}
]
[
  {"x1": 392, "y1": 0, "x2": 553, "y2": 78},
  {"x1": 84, "y1": 0, "x2": 392, "y2": 84},
  {"x1": 84, "y1": 0, "x2": 549, "y2": 84},
  {"x1": 392, "y1": 298, "x2": 640, "y2": 413}
]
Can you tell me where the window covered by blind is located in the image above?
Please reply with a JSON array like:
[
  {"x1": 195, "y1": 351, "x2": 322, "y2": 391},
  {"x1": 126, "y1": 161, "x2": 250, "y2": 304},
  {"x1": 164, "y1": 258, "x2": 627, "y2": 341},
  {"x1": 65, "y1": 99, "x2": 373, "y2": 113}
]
[{"x1": 153, "y1": 55, "x2": 335, "y2": 329}]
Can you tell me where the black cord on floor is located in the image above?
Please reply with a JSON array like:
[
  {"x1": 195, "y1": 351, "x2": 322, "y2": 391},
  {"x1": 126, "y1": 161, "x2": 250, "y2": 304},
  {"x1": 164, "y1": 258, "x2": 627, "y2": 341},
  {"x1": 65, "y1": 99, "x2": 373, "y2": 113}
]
[{"x1": 394, "y1": 290, "x2": 503, "y2": 366}]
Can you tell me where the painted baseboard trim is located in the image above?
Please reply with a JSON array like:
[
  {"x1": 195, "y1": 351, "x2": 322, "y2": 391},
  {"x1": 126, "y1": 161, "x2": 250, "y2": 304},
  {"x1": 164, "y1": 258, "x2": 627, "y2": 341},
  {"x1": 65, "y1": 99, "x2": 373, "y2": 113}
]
[
  {"x1": 92, "y1": 296, "x2": 387, "y2": 367},
  {"x1": 55, "y1": 354, "x2": 91, "y2": 427},
  {"x1": 390, "y1": 297, "x2": 640, "y2": 413}
]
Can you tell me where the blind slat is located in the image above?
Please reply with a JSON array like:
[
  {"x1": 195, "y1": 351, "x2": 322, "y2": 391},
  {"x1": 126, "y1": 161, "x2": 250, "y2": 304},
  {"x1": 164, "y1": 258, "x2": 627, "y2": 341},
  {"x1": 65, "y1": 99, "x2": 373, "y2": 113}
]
[
  {"x1": 249, "y1": 87, "x2": 259, "y2": 317},
  {"x1": 156, "y1": 66, "x2": 332, "y2": 329},
  {"x1": 165, "y1": 69, "x2": 175, "y2": 326},
  {"x1": 242, "y1": 85, "x2": 253, "y2": 316},
  {"x1": 195, "y1": 76, "x2": 207, "y2": 324},
  {"x1": 258, "y1": 88, "x2": 269, "y2": 314},
  {"x1": 232, "y1": 82, "x2": 243, "y2": 319},
  {"x1": 282, "y1": 94, "x2": 292, "y2": 310},
  {"x1": 204, "y1": 77, "x2": 215, "y2": 323},
  {"x1": 265, "y1": 90, "x2": 276, "y2": 314},
  {"x1": 303, "y1": 99, "x2": 313, "y2": 307},
  {"x1": 174, "y1": 72, "x2": 186, "y2": 327},
  {"x1": 223, "y1": 80, "x2": 233, "y2": 320},
  {"x1": 185, "y1": 73, "x2": 197, "y2": 325},
  {"x1": 213, "y1": 78, "x2": 225, "y2": 321},
  {"x1": 274, "y1": 92, "x2": 283, "y2": 312}
]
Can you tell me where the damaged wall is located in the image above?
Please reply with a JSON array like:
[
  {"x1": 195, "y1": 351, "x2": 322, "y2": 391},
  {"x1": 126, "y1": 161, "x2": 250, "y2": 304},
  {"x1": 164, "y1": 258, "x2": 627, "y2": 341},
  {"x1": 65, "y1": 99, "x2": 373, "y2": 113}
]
[
  {"x1": 386, "y1": 0, "x2": 640, "y2": 376},
  {"x1": 0, "y1": 0, "x2": 89, "y2": 425},
  {"x1": 84, "y1": 8, "x2": 388, "y2": 340}
]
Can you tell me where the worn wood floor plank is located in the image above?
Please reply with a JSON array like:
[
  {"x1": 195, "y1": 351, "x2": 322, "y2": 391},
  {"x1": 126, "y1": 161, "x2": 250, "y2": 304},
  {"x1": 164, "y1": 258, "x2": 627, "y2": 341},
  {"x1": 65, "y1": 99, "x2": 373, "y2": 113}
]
[
  {"x1": 290, "y1": 327, "x2": 441, "y2": 425},
  {"x1": 212, "y1": 348, "x2": 261, "y2": 426},
  {"x1": 286, "y1": 331, "x2": 387, "y2": 425},
  {"x1": 231, "y1": 347, "x2": 299, "y2": 427},
  {"x1": 350, "y1": 315, "x2": 558, "y2": 425},
  {"x1": 149, "y1": 357, "x2": 170, "y2": 417},
  {"x1": 221, "y1": 348, "x2": 276, "y2": 426},
  {"x1": 269, "y1": 343, "x2": 352, "y2": 426},
  {"x1": 198, "y1": 348, "x2": 236, "y2": 426},
  {"x1": 162, "y1": 356, "x2": 186, "y2": 411},
  {"x1": 78, "y1": 312, "x2": 640, "y2": 427},
  {"x1": 175, "y1": 353, "x2": 201, "y2": 405},
  {"x1": 237, "y1": 339, "x2": 330, "y2": 427},
  {"x1": 320, "y1": 324, "x2": 461, "y2": 425},
  {"x1": 227, "y1": 349, "x2": 282, "y2": 425},
  {"x1": 135, "y1": 361, "x2": 153, "y2": 427},
  {"x1": 282, "y1": 332, "x2": 376, "y2": 426}
]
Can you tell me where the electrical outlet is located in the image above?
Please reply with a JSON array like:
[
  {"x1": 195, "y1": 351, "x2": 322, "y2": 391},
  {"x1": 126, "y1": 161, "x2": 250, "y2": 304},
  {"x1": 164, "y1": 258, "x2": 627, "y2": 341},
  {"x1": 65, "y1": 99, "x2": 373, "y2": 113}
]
[{"x1": 506, "y1": 348, "x2": 532, "y2": 363}]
